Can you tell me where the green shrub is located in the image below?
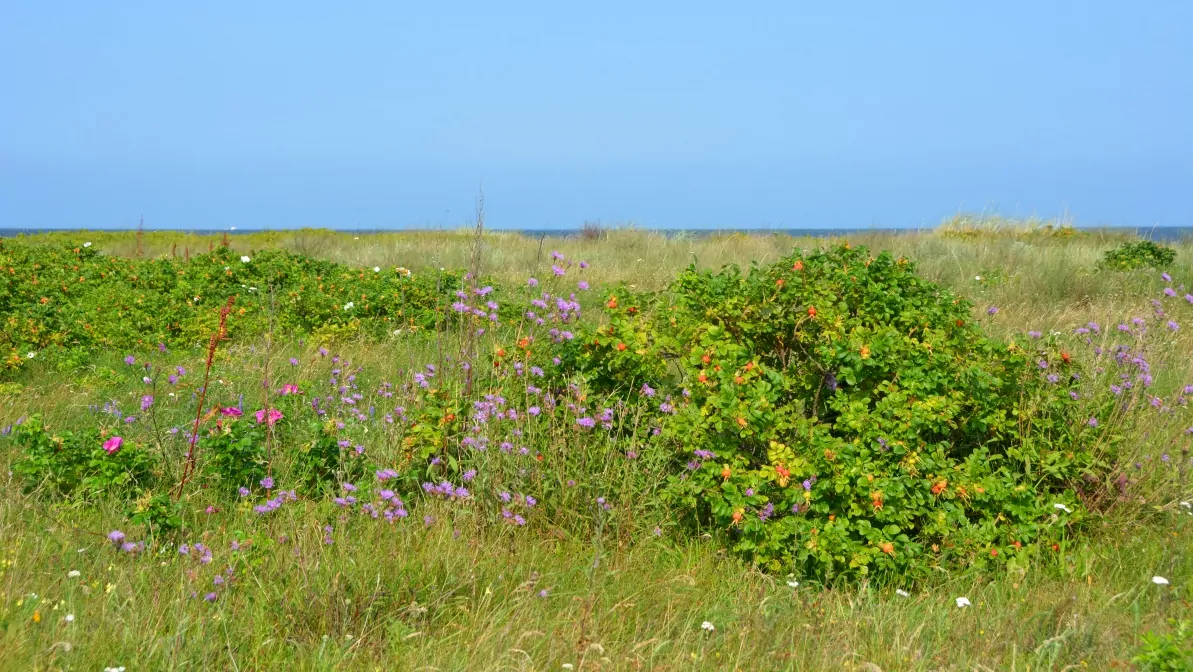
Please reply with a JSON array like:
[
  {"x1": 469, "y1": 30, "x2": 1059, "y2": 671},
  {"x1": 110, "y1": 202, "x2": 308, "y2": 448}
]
[
  {"x1": 0, "y1": 241, "x2": 462, "y2": 375},
  {"x1": 199, "y1": 412, "x2": 271, "y2": 493},
  {"x1": 10, "y1": 416, "x2": 154, "y2": 498},
  {"x1": 576, "y1": 244, "x2": 1121, "y2": 581},
  {"x1": 1100, "y1": 240, "x2": 1176, "y2": 271}
]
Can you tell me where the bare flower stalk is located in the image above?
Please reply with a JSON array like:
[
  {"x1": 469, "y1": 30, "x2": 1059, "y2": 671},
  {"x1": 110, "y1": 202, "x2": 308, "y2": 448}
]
[{"x1": 174, "y1": 296, "x2": 236, "y2": 500}]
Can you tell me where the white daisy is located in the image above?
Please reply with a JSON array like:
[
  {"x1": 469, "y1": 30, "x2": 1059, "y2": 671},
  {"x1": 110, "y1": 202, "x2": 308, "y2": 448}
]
[
  {"x1": 955, "y1": 596, "x2": 971, "y2": 608},
  {"x1": 343, "y1": 301, "x2": 354, "y2": 311},
  {"x1": 1152, "y1": 576, "x2": 1170, "y2": 585},
  {"x1": 1053, "y1": 503, "x2": 1072, "y2": 513},
  {"x1": 68, "y1": 570, "x2": 80, "y2": 578},
  {"x1": 83, "y1": 242, "x2": 92, "y2": 247},
  {"x1": 240, "y1": 256, "x2": 250, "y2": 263},
  {"x1": 896, "y1": 589, "x2": 910, "y2": 597},
  {"x1": 373, "y1": 266, "x2": 381, "y2": 272},
  {"x1": 700, "y1": 621, "x2": 716, "y2": 632}
]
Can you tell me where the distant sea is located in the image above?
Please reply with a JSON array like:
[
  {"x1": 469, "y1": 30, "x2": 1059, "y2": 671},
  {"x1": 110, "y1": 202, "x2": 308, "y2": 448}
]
[{"x1": 3, "y1": 227, "x2": 1193, "y2": 241}]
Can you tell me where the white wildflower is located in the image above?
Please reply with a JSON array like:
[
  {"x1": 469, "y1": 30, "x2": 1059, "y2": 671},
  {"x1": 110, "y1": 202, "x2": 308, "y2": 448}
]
[
  {"x1": 68, "y1": 570, "x2": 80, "y2": 578},
  {"x1": 955, "y1": 596, "x2": 971, "y2": 608},
  {"x1": 700, "y1": 621, "x2": 716, "y2": 632},
  {"x1": 343, "y1": 301, "x2": 354, "y2": 311},
  {"x1": 896, "y1": 589, "x2": 910, "y2": 597},
  {"x1": 373, "y1": 266, "x2": 381, "y2": 272},
  {"x1": 1053, "y1": 503, "x2": 1072, "y2": 513},
  {"x1": 64, "y1": 613, "x2": 75, "y2": 623},
  {"x1": 240, "y1": 256, "x2": 250, "y2": 263},
  {"x1": 786, "y1": 579, "x2": 799, "y2": 588},
  {"x1": 83, "y1": 242, "x2": 92, "y2": 247},
  {"x1": 1152, "y1": 576, "x2": 1170, "y2": 585},
  {"x1": 26, "y1": 352, "x2": 36, "y2": 359}
]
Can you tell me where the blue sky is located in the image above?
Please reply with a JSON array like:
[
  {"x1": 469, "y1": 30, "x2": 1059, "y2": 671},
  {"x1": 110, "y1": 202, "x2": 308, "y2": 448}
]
[{"x1": 1, "y1": 1, "x2": 1190, "y2": 229}]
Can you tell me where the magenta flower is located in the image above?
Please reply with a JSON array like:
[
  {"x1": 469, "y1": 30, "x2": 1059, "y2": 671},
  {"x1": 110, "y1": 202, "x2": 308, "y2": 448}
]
[
  {"x1": 102, "y1": 436, "x2": 123, "y2": 455},
  {"x1": 254, "y1": 408, "x2": 283, "y2": 426},
  {"x1": 279, "y1": 383, "x2": 300, "y2": 395},
  {"x1": 220, "y1": 407, "x2": 243, "y2": 418}
]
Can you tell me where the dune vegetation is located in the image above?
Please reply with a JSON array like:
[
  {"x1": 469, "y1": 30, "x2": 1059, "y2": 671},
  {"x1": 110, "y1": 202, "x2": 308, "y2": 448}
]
[{"x1": 1, "y1": 220, "x2": 1190, "y2": 670}]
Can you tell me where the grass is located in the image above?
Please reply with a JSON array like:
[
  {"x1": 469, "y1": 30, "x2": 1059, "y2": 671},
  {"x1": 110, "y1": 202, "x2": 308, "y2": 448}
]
[{"x1": 1, "y1": 223, "x2": 1191, "y2": 670}]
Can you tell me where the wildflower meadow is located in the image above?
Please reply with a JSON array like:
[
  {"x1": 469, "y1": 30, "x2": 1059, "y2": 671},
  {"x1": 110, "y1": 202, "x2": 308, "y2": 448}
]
[{"x1": 1, "y1": 223, "x2": 1191, "y2": 670}]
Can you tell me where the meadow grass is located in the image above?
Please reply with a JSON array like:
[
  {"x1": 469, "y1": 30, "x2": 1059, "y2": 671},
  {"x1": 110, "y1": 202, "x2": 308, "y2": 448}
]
[{"x1": 1, "y1": 224, "x2": 1191, "y2": 670}]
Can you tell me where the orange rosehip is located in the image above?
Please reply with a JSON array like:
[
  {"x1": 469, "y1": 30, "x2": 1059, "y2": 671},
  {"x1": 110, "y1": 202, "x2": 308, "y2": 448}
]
[{"x1": 807, "y1": 306, "x2": 817, "y2": 317}]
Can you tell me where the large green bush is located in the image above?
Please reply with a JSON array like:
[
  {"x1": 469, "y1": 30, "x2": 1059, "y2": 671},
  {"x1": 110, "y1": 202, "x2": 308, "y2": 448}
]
[{"x1": 574, "y1": 245, "x2": 1119, "y2": 580}]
